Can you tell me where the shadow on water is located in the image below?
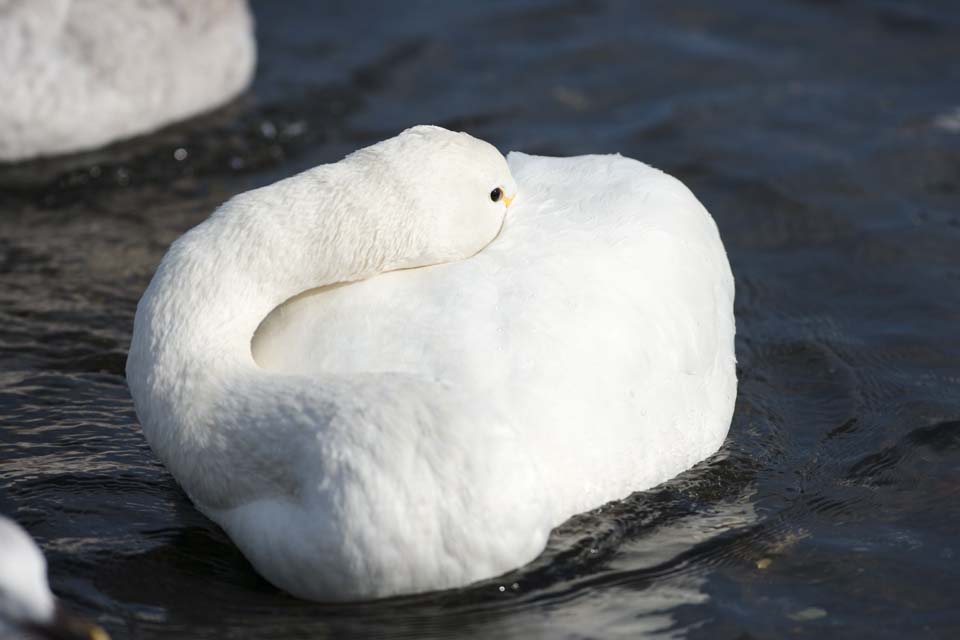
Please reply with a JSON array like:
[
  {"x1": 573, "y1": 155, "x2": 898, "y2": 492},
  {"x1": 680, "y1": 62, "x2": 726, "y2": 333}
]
[{"x1": 2, "y1": 0, "x2": 960, "y2": 638}]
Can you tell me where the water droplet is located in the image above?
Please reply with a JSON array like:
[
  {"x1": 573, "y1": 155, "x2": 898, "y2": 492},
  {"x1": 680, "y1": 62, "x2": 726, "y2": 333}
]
[
  {"x1": 260, "y1": 121, "x2": 277, "y2": 139},
  {"x1": 498, "y1": 585, "x2": 505, "y2": 592},
  {"x1": 173, "y1": 147, "x2": 188, "y2": 161},
  {"x1": 284, "y1": 121, "x2": 307, "y2": 137},
  {"x1": 788, "y1": 607, "x2": 827, "y2": 622}
]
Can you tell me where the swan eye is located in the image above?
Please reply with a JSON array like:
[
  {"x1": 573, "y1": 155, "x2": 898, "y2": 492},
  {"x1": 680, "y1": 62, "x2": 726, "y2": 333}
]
[{"x1": 490, "y1": 187, "x2": 503, "y2": 202}]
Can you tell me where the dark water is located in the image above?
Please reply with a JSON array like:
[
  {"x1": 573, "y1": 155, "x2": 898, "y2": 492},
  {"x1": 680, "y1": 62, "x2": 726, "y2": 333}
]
[{"x1": 2, "y1": 1, "x2": 959, "y2": 637}]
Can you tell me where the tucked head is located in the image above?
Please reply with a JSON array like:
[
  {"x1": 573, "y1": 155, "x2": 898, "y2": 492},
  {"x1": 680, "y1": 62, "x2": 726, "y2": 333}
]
[{"x1": 353, "y1": 125, "x2": 517, "y2": 265}]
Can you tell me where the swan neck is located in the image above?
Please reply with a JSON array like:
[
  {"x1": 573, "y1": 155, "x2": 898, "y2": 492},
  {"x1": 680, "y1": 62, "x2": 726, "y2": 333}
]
[{"x1": 138, "y1": 159, "x2": 424, "y2": 374}]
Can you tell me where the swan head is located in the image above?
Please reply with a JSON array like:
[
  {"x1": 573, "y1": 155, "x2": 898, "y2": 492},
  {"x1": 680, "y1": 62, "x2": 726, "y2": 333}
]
[
  {"x1": 355, "y1": 125, "x2": 517, "y2": 267},
  {"x1": 0, "y1": 517, "x2": 109, "y2": 640}
]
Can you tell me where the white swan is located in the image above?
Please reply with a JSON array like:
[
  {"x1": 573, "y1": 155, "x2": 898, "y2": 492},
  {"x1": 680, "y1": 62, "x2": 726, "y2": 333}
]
[
  {"x1": 0, "y1": 516, "x2": 109, "y2": 640},
  {"x1": 126, "y1": 125, "x2": 737, "y2": 601},
  {"x1": 0, "y1": 0, "x2": 255, "y2": 161}
]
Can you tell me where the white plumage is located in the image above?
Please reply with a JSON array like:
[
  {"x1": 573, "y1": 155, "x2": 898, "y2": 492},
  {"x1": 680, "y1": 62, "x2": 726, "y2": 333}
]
[
  {"x1": 0, "y1": 0, "x2": 255, "y2": 161},
  {"x1": 127, "y1": 126, "x2": 737, "y2": 601},
  {"x1": 0, "y1": 516, "x2": 55, "y2": 631},
  {"x1": 0, "y1": 516, "x2": 109, "y2": 639}
]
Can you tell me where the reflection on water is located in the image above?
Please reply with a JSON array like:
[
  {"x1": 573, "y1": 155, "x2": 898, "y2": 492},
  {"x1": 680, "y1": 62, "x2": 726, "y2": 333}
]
[{"x1": 2, "y1": 0, "x2": 959, "y2": 638}]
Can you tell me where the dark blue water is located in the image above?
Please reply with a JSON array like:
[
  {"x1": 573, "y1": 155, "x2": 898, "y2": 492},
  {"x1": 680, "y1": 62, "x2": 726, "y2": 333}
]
[{"x1": 2, "y1": 1, "x2": 959, "y2": 637}]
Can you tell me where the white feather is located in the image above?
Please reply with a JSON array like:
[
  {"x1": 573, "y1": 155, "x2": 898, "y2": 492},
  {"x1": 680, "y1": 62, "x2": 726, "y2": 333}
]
[
  {"x1": 0, "y1": 516, "x2": 56, "y2": 631},
  {"x1": 127, "y1": 126, "x2": 737, "y2": 601},
  {"x1": 0, "y1": 0, "x2": 255, "y2": 160}
]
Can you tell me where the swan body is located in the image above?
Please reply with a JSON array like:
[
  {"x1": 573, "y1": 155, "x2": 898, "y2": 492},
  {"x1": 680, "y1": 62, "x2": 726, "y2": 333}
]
[
  {"x1": 0, "y1": 516, "x2": 109, "y2": 639},
  {"x1": 0, "y1": 516, "x2": 55, "y2": 633},
  {"x1": 0, "y1": 0, "x2": 255, "y2": 161},
  {"x1": 127, "y1": 126, "x2": 736, "y2": 601}
]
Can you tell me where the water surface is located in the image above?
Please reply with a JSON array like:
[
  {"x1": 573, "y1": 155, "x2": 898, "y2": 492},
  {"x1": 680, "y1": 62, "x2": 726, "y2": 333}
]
[{"x1": 2, "y1": 1, "x2": 959, "y2": 638}]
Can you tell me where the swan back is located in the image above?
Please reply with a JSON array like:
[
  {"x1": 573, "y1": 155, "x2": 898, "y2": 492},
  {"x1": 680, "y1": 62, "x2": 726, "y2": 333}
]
[
  {"x1": 0, "y1": 0, "x2": 255, "y2": 160},
  {"x1": 253, "y1": 152, "x2": 737, "y2": 520}
]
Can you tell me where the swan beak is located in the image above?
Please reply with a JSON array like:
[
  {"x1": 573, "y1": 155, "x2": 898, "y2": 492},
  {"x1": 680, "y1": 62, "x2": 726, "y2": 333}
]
[
  {"x1": 503, "y1": 194, "x2": 515, "y2": 208},
  {"x1": 32, "y1": 605, "x2": 111, "y2": 640}
]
